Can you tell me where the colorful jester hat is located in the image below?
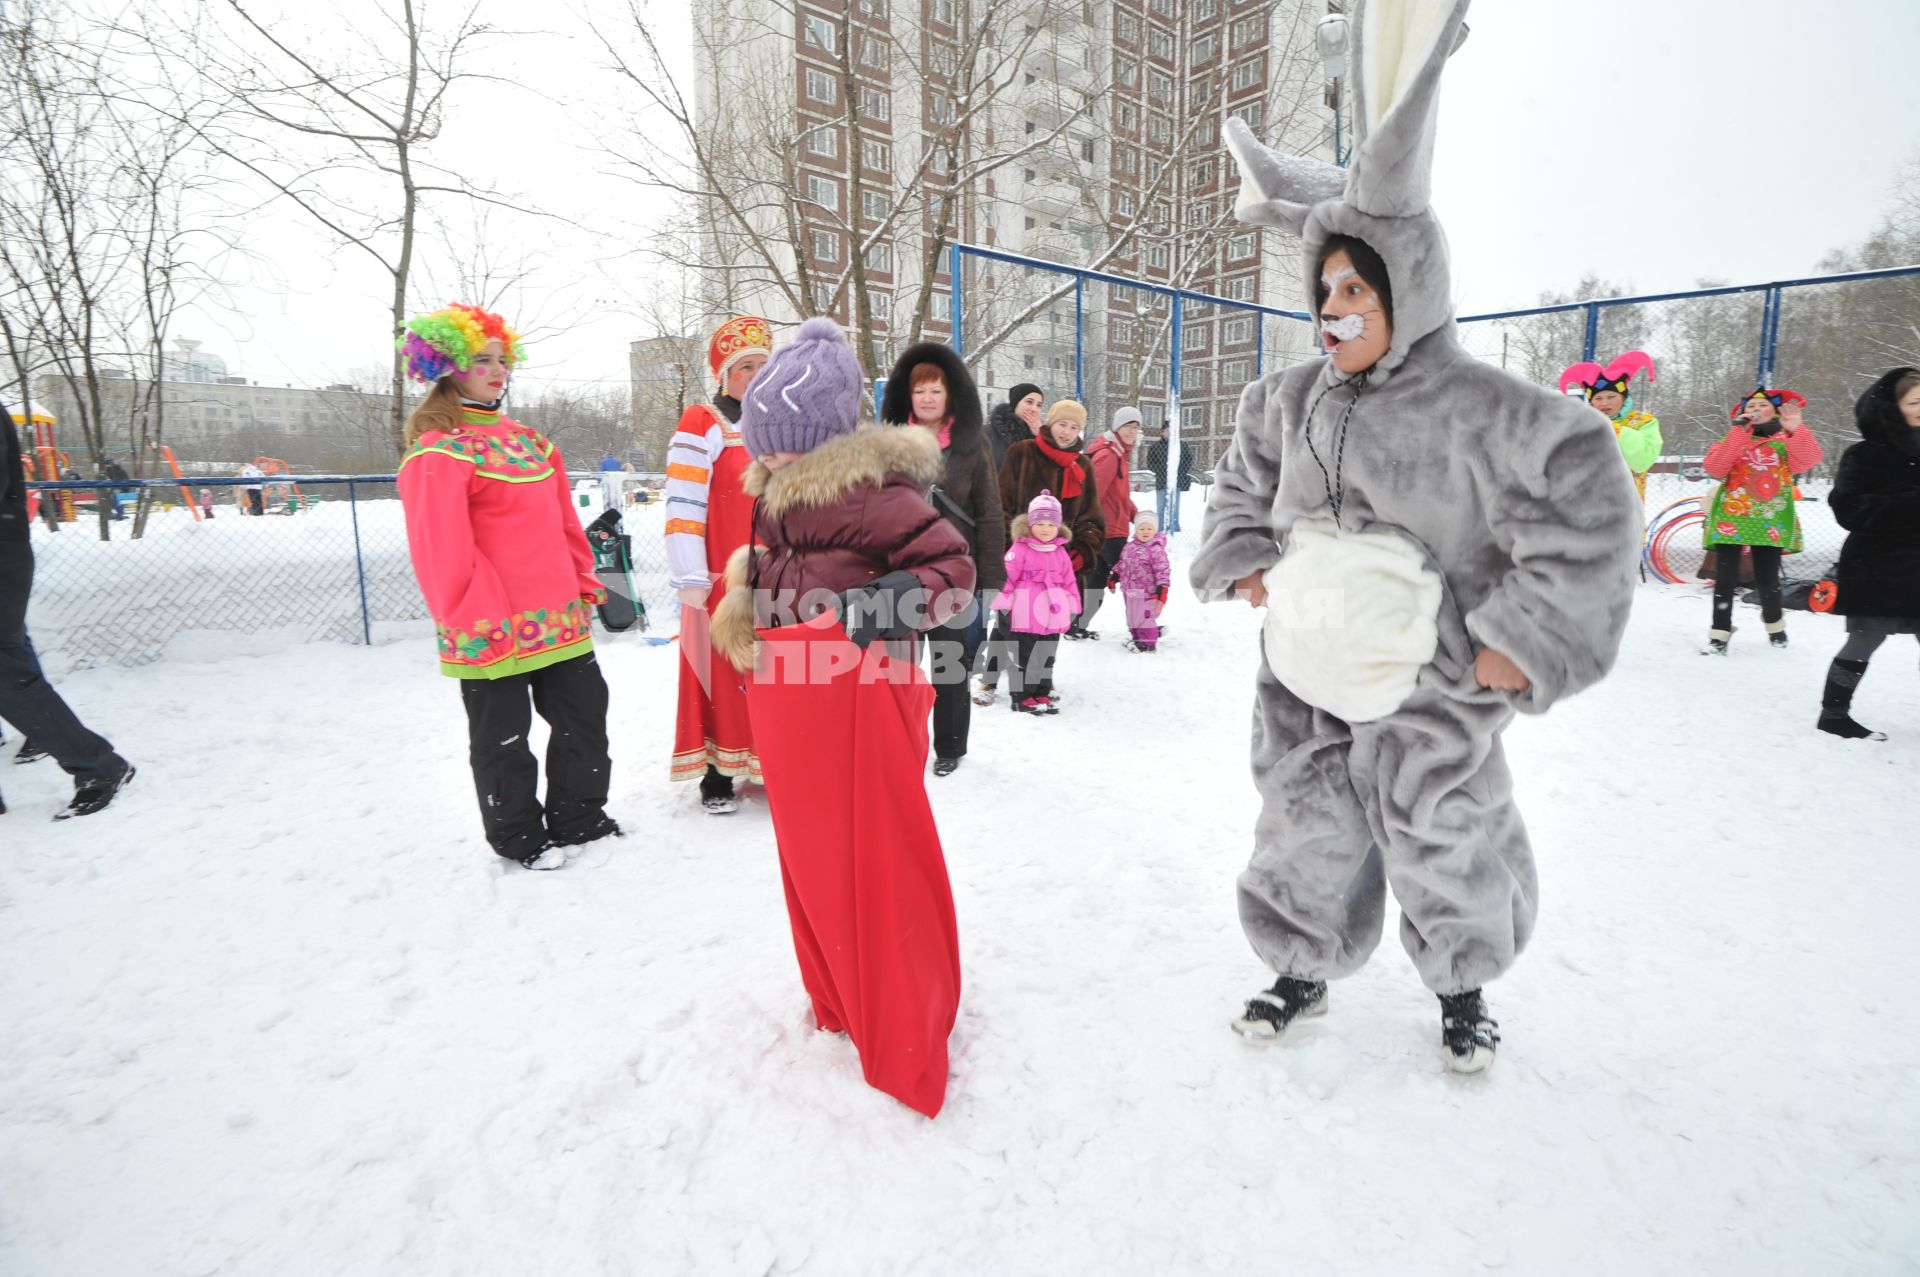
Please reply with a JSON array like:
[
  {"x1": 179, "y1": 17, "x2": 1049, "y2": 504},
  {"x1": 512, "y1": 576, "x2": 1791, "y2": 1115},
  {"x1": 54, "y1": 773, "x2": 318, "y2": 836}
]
[
  {"x1": 1560, "y1": 351, "x2": 1656, "y2": 401},
  {"x1": 398, "y1": 303, "x2": 525, "y2": 385},
  {"x1": 1730, "y1": 386, "x2": 1807, "y2": 420},
  {"x1": 1222, "y1": 0, "x2": 1471, "y2": 381}
]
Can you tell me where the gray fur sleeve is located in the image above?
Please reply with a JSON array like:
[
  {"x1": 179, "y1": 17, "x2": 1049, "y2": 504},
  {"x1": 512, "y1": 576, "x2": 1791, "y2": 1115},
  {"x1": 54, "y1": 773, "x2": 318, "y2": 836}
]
[
  {"x1": 1190, "y1": 374, "x2": 1282, "y2": 602},
  {"x1": 1463, "y1": 393, "x2": 1643, "y2": 715}
]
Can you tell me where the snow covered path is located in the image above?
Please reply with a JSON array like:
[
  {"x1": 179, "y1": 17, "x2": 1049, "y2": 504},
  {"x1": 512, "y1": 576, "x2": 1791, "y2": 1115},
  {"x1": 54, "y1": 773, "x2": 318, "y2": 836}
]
[{"x1": 3, "y1": 572, "x2": 1917, "y2": 1274}]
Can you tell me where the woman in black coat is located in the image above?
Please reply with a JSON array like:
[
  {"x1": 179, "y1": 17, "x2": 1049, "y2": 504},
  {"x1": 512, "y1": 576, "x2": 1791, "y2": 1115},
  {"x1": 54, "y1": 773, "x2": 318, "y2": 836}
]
[
  {"x1": 1819, "y1": 366, "x2": 1920, "y2": 740},
  {"x1": 881, "y1": 342, "x2": 1007, "y2": 775}
]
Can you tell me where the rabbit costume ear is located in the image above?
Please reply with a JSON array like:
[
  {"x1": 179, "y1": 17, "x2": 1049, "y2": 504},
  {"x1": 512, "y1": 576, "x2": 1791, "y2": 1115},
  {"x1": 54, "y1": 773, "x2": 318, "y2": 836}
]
[
  {"x1": 1346, "y1": 0, "x2": 1471, "y2": 218},
  {"x1": 1226, "y1": 117, "x2": 1347, "y2": 234}
]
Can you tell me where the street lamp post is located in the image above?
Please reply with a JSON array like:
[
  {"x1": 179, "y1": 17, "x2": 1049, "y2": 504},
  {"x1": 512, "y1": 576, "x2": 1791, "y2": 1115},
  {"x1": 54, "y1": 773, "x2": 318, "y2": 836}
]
[{"x1": 1316, "y1": 12, "x2": 1351, "y2": 167}]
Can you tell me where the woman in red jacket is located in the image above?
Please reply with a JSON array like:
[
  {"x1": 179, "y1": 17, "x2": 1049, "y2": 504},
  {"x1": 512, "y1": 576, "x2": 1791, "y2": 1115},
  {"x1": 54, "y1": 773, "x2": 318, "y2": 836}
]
[
  {"x1": 1078, "y1": 405, "x2": 1142, "y2": 638},
  {"x1": 396, "y1": 303, "x2": 619, "y2": 870},
  {"x1": 711, "y1": 318, "x2": 974, "y2": 1117}
]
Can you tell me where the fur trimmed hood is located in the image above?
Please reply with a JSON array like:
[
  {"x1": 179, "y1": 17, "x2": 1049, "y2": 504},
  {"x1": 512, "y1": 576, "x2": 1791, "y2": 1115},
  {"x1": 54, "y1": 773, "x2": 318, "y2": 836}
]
[
  {"x1": 742, "y1": 425, "x2": 945, "y2": 516},
  {"x1": 880, "y1": 342, "x2": 983, "y2": 453}
]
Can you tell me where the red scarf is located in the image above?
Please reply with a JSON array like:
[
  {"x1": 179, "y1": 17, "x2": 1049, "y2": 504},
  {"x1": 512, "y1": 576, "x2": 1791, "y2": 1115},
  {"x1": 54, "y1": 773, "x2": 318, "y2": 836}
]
[{"x1": 1032, "y1": 435, "x2": 1087, "y2": 500}]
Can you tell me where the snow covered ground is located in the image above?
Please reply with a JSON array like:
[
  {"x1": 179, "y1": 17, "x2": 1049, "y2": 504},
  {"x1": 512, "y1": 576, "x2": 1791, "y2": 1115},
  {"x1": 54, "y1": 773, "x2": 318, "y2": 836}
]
[{"x1": 3, "y1": 554, "x2": 1917, "y2": 1275}]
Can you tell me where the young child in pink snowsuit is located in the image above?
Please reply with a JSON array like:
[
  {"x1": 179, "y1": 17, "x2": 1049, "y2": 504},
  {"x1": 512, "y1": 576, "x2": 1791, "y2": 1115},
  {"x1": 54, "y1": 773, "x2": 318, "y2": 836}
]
[
  {"x1": 1110, "y1": 509, "x2": 1171, "y2": 651},
  {"x1": 994, "y1": 489, "x2": 1080, "y2": 714}
]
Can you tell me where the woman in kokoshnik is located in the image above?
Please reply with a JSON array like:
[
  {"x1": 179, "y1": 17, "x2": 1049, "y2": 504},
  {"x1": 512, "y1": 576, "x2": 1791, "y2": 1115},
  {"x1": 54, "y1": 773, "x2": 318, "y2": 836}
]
[
  {"x1": 665, "y1": 316, "x2": 775, "y2": 813},
  {"x1": 395, "y1": 303, "x2": 621, "y2": 870}
]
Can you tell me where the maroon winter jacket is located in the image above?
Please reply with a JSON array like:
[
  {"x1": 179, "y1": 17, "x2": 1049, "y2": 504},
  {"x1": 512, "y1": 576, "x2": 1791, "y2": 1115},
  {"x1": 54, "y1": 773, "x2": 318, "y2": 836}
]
[
  {"x1": 1085, "y1": 434, "x2": 1139, "y2": 539},
  {"x1": 712, "y1": 427, "x2": 976, "y2": 667}
]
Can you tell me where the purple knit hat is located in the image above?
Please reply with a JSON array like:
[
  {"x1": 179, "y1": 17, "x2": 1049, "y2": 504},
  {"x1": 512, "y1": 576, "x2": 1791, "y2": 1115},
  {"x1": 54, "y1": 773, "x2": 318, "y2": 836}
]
[
  {"x1": 738, "y1": 317, "x2": 864, "y2": 458},
  {"x1": 1027, "y1": 489, "x2": 1062, "y2": 524}
]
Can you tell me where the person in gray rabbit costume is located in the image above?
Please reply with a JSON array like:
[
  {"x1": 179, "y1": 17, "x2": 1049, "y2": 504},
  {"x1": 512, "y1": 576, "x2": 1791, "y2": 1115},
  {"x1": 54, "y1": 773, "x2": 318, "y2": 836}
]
[{"x1": 1191, "y1": 0, "x2": 1642, "y2": 1073}]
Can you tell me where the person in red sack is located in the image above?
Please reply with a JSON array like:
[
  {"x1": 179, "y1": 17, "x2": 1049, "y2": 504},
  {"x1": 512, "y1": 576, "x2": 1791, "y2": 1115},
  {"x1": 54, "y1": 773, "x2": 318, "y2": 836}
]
[
  {"x1": 395, "y1": 303, "x2": 619, "y2": 870},
  {"x1": 666, "y1": 315, "x2": 774, "y2": 813},
  {"x1": 710, "y1": 317, "x2": 975, "y2": 1118}
]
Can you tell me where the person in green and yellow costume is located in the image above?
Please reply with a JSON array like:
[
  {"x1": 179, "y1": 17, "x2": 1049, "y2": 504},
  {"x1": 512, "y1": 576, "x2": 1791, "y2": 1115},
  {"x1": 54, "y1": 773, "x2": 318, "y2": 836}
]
[{"x1": 1560, "y1": 351, "x2": 1662, "y2": 501}]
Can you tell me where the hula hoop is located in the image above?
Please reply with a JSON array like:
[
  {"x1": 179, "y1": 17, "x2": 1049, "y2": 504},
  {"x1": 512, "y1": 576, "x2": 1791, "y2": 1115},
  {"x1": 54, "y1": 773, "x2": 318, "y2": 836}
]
[
  {"x1": 1641, "y1": 496, "x2": 1705, "y2": 584},
  {"x1": 1648, "y1": 511, "x2": 1707, "y2": 583}
]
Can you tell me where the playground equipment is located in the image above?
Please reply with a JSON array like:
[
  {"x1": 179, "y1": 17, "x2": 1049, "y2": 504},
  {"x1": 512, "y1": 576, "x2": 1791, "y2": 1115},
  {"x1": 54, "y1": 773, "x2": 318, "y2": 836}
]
[
  {"x1": 253, "y1": 457, "x2": 314, "y2": 514},
  {"x1": 10, "y1": 403, "x2": 74, "y2": 525},
  {"x1": 147, "y1": 442, "x2": 203, "y2": 522}
]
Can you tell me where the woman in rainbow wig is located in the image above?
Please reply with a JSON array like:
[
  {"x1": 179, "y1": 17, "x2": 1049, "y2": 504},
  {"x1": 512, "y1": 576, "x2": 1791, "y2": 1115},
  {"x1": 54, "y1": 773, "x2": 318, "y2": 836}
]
[
  {"x1": 1560, "y1": 351, "x2": 1663, "y2": 501},
  {"x1": 395, "y1": 302, "x2": 622, "y2": 870}
]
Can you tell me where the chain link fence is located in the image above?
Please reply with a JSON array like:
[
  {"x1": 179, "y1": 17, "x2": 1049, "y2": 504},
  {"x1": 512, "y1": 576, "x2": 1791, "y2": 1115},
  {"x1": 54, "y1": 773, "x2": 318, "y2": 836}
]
[{"x1": 23, "y1": 475, "x2": 674, "y2": 674}]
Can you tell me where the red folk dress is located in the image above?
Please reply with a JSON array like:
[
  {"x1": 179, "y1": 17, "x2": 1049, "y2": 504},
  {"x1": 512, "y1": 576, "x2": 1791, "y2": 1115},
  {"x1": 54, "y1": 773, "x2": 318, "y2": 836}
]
[{"x1": 667, "y1": 402, "x2": 761, "y2": 783}]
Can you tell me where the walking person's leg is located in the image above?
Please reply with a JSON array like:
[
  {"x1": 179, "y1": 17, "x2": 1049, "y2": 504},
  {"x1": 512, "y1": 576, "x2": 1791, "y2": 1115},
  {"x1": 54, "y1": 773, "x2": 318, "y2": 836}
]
[{"x1": 926, "y1": 618, "x2": 971, "y2": 765}]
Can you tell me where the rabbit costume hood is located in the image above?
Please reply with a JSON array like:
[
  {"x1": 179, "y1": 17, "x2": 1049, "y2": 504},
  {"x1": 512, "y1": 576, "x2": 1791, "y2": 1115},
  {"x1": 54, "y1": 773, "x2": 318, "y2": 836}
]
[
  {"x1": 1194, "y1": 0, "x2": 1644, "y2": 999},
  {"x1": 1226, "y1": 0, "x2": 1468, "y2": 381}
]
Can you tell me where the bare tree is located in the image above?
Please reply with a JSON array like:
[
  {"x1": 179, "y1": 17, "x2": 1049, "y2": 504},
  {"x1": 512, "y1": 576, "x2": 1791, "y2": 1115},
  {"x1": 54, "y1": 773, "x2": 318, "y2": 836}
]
[{"x1": 173, "y1": 0, "x2": 518, "y2": 454}]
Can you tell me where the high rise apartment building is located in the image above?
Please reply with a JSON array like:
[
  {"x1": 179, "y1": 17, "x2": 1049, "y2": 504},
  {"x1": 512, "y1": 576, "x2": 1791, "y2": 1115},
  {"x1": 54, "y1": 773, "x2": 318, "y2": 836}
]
[{"x1": 689, "y1": 0, "x2": 1332, "y2": 466}]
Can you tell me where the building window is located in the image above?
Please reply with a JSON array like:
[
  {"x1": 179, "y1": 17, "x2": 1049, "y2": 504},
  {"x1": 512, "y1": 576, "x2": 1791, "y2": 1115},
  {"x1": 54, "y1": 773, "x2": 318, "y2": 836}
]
[
  {"x1": 1232, "y1": 56, "x2": 1263, "y2": 91},
  {"x1": 1183, "y1": 322, "x2": 1207, "y2": 351},
  {"x1": 928, "y1": 41, "x2": 956, "y2": 75},
  {"x1": 1149, "y1": 0, "x2": 1172, "y2": 15},
  {"x1": 1231, "y1": 16, "x2": 1264, "y2": 48},
  {"x1": 807, "y1": 175, "x2": 839, "y2": 210},
  {"x1": 1149, "y1": 70, "x2": 1172, "y2": 100},
  {"x1": 1223, "y1": 359, "x2": 1250, "y2": 384},
  {"x1": 1080, "y1": 137, "x2": 1096, "y2": 162},
  {"x1": 1116, "y1": 12, "x2": 1138, "y2": 41},
  {"x1": 811, "y1": 230, "x2": 841, "y2": 261},
  {"x1": 811, "y1": 282, "x2": 835, "y2": 312},
  {"x1": 1183, "y1": 404, "x2": 1206, "y2": 432},
  {"x1": 1148, "y1": 243, "x2": 1169, "y2": 269},
  {"x1": 806, "y1": 126, "x2": 839, "y2": 158},
  {"x1": 928, "y1": 289, "x2": 950, "y2": 321},
  {"x1": 930, "y1": 93, "x2": 955, "y2": 125},
  {"x1": 1118, "y1": 60, "x2": 1138, "y2": 88},
  {"x1": 1148, "y1": 113, "x2": 1170, "y2": 143},
  {"x1": 862, "y1": 139, "x2": 891, "y2": 171},
  {"x1": 802, "y1": 13, "x2": 835, "y2": 52},
  {"x1": 1115, "y1": 191, "x2": 1133, "y2": 217},
  {"x1": 931, "y1": 0, "x2": 953, "y2": 22},
  {"x1": 867, "y1": 242, "x2": 893, "y2": 273},
  {"x1": 1197, "y1": 117, "x2": 1217, "y2": 145},
  {"x1": 857, "y1": 0, "x2": 885, "y2": 16},
  {"x1": 1188, "y1": 365, "x2": 1211, "y2": 395},
  {"x1": 1117, "y1": 103, "x2": 1136, "y2": 130},
  {"x1": 1195, "y1": 0, "x2": 1217, "y2": 18},
  {"x1": 1149, "y1": 28, "x2": 1172, "y2": 60},
  {"x1": 1190, "y1": 159, "x2": 1214, "y2": 186},
  {"x1": 1147, "y1": 158, "x2": 1162, "y2": 182},
  {"x1": 1224, "y1": 276, "x2": 1256, "y2": 301},
  {"x1": 1224, "y1": 317, "x2": 1254, "y2": 344},
  {"x1": 863, "y1": 190, "x2": 890, "y2": 221},
  {"x1": 1024, "y1": 215, "x2": 1037, "y2": 230},
  {"x1": 1191, "y1": 34, "x2": 1217, "y2": 62},
  {"x1": 1228, "y1": 232, "x2": 1257, "y2": 262},
  {"x1": 805, "y1": 69, "x2": 836, "y2": 103},
  {"x1": 1110, "y1": 318, "x2": 1135, "y2": 344},
  {"x1": 862, "y1": 87, "x2": 889, "y2": 120},
  {"x1": 1235, "y1": 102, "x2": 1263, "y2": 129}
]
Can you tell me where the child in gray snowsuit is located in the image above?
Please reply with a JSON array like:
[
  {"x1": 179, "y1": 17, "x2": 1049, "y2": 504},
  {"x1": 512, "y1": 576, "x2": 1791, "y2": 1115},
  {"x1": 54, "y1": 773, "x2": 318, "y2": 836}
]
[{"x1": 1191, "y1": 0, "x2": 1642, "y2": 1072}]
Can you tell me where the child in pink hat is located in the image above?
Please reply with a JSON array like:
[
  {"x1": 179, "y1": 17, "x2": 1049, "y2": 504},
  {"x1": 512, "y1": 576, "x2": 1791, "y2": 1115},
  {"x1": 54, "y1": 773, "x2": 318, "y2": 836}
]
[{"x1": 993, "y1": 490, "x2": 1081, "y2": 713}]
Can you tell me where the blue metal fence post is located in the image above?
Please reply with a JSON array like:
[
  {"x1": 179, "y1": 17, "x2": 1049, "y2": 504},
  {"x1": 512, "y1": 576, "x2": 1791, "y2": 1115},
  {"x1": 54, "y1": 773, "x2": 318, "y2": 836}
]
[
  {"x1": 1074, "y1": 275, "x2": 1085, "y2": 402},
  {"x1": 1582, "y1": 303, "x2": 1600, "y2": 362},
  {"x1": 948, "y1": 242, "x2": 964, "y2": 355},
  {"x1": 349, "y1": 478, "x2": 372, "y2": 645},
  {"x1": 1169, "y1": 295, "x2": 1184, "y2": 533},
  {"x1": 1255, "y1": 315, "x2": 1266, "y2": 377},
  {"x1": 1757, "y1": 285, "x2": 1784, "y2": 385}
]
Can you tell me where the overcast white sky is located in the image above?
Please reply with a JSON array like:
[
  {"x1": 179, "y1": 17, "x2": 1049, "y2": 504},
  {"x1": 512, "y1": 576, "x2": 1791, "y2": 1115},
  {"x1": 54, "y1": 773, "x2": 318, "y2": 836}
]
[{"x1": 173, "y1": 0, "x2": 1920, "y2": 395}]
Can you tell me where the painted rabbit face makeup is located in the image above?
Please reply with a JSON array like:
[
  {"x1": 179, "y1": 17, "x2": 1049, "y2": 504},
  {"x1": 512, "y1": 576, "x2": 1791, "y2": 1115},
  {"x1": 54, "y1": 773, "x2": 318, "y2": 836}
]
[{"x1": 1319, "y1": 249, "x2": 1392, "y2": 374}]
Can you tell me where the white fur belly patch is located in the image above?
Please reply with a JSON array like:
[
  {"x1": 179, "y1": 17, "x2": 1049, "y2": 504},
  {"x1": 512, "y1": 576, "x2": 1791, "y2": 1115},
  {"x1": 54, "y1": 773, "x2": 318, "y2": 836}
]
[{"x1": 1260, "y1": 519, "x2": 1442, "y2": 723}]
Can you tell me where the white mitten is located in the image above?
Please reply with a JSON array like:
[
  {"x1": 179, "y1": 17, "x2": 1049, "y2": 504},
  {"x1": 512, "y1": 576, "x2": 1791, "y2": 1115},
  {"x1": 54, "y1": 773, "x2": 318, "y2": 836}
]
[{"x1": 1260, "y1": 519, "x2": 1442, "y2": 723}]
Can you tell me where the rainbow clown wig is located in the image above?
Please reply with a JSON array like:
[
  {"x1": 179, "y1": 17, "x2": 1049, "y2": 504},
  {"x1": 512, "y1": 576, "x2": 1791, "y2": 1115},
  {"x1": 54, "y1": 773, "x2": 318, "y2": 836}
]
[{"x1": 398, "y1": 303, "x2": 524, "y2": 385}]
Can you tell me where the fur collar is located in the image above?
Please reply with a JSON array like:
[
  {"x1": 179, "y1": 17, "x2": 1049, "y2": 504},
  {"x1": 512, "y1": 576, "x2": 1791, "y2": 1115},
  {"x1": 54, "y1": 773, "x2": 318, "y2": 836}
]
[
  {"x1": 880, "y1": 341, "x2": 983, "y2": 451},
  {"x1": 742, "y1": 426, "x2": 944, "y2": 516},
  {"x1": 1008, "y1": 513, "x2": 1071, "y2": 544}
]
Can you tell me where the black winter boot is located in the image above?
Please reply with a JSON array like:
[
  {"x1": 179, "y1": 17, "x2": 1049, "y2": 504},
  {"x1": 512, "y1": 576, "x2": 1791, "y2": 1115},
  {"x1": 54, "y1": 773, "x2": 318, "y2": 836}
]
[
  {"x1": 1439, "y1": 989, "x2": 1499, "y2": 1074},
  {"x1": 1231, "y1": 975, "x2": 1328, "y2": 1040},
  {"x1": 1818, "y1": 657, "x2": 1887, "y2": 741}
]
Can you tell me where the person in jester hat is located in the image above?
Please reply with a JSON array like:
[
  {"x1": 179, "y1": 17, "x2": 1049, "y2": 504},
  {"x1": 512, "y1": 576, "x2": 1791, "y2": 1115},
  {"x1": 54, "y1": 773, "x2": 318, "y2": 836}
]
[
  {"x1": 1194, "y1": 0, "x2": 1642, "y2": 1074},
  {"x1": 1560, "y1": 352, "x2": 1662, "y2": 500},
  {"x1": 666, "y1": 316, "x2": 773, "y2": 813},
  {"x1": 395, "y1": 303, "x2": 620, "y2": 870},
  {"x1": 710, "y1": 317, "x2": 975, "y2": 1118},
  {"x1": 1700, "y1": 386, "x2": 1824, "y2": 654}
]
